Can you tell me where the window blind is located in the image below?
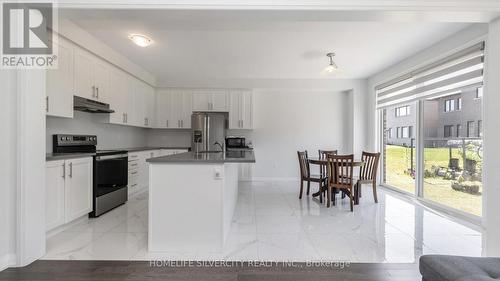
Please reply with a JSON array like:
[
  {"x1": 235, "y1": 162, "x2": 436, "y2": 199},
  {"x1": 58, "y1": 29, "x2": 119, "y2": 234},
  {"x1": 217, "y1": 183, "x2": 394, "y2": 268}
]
[{"x1": 376, "y1": 42, "x2": 485, "y2": 108}]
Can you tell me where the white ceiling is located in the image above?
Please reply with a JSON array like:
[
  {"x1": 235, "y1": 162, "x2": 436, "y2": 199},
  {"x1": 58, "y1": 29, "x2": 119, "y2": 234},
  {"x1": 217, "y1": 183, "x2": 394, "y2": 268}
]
[{"x1": 61, "y1": 10, "x2": 471, "y2": 86}]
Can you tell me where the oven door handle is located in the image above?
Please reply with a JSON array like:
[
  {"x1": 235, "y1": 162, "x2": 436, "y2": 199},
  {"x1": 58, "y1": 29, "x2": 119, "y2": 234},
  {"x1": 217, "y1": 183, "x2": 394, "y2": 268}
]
[{"x1": 96, "y1": 154, "x2": 128, "y2": 161}]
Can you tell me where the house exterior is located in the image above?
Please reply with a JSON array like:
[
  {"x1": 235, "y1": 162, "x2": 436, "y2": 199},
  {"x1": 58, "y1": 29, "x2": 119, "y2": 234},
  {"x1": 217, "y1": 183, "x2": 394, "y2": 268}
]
[{"x1": 385, "y1": 87, "x2": 483, "y2": 147}]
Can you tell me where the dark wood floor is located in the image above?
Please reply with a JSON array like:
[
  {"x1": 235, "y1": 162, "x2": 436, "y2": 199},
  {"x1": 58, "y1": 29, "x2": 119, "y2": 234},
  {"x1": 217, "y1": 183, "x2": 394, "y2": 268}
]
[{"x1": 0, "y1": 260, "x2": 421, "y2": 281}]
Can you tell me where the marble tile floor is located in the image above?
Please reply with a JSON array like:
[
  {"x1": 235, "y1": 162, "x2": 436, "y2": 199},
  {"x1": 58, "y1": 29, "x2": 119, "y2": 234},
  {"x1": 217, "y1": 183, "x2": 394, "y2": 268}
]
[{"x1": 43, "y1": 181, "x2": 482, "y2": 262}]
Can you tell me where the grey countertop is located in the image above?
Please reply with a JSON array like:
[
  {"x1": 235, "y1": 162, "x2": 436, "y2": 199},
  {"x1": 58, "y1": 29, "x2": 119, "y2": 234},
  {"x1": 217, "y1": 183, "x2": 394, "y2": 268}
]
[
  {"x1": 121, "y1": 146, "x2": 191, "y2": 152},
  {"x1": 46, "y1": 146, "x2": 191, "y2": 161},
  {"x1": 46, "y1": 152, "x2": 96, "y2": 161},
  {"x1": 147, "y1": 150, "x2": 256, "y2": 164}
]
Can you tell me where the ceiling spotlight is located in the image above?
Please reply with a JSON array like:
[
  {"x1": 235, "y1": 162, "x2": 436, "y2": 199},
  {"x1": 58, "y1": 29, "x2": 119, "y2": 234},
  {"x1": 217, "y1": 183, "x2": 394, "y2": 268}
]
[
  {"x1": 325, "y1": 52, "x2": 338, "y2": 73},
  {"x1": 129, "y1": 34, "x2": 153, "y2": 47}
]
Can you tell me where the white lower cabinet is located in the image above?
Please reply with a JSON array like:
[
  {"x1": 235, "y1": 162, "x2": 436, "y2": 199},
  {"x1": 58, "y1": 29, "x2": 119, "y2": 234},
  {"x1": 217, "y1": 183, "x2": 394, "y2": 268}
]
[
  {"x1": 45, "y1": 157, "x2": 93, "y2": 232},
  {"x1": 45, "y1": 160, "x2": 66, "y2": 231},
  {"x1": 238, "y1": 163, "x2": 254, "y2": 181},
  {"x1": 127, "y1": 149, "x2": 188, "y2": 196}
]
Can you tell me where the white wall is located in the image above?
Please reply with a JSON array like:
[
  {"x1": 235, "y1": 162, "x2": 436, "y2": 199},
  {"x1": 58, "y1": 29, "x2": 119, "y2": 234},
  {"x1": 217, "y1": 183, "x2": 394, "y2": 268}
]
[
  {"x1": 250, "y1": 89, "x2": 351, "y2": 180},
  {"x1": 0, "y1": 70, "x2": 18, "y2": 270},
  {"x1": 483, "y1": 18, "x2": 500, "y2": 256},
  {"x1": 46, "y1": 112, "x2": 148, "y2": 153}
]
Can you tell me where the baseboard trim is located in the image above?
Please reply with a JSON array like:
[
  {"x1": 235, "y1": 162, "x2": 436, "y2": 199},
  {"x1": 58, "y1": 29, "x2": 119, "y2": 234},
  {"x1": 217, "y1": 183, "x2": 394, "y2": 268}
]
[
  {"x1": 0, "y1": 254, "x2": 16, "y2": 271},
  {"x1": 251, "y1": 177, "x2": 297, "y2": 182}
]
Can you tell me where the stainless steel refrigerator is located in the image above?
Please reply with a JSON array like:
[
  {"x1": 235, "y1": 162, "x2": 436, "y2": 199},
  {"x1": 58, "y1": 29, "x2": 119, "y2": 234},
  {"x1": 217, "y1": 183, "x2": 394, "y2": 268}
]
[{"x1": 191, "y1": 112, "x2": 227, "y2": 152}]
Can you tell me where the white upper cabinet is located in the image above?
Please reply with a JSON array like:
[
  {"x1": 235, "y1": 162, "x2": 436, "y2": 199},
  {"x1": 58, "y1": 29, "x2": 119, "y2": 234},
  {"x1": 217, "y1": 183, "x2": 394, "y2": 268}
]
[
  {"x1": 107, "y1": 68, "x2": 130, "y2": 125},
  {"x1": 46, "y1": 36, "x2": 74, "y2": 118},
  {"x1": 74, "y1": 48, "x2": 96, "y2": 100},
  {"x1": 229, "y1": 90, "x2": 253, "y2": 129},
  {"x1": 192, "y1": 90, "x2": 228, "y2": 111},
  {"x1": 155, "y1": 90, "x2": 192, "y2": 129},
  {"x1": 155, "y1": 90, "x2": 172, "y2": 128},
  {"x1": 74, "y1": 47, "x2": 110, "y2": 102},
  {"x1": 133, "y1": 80, "x2": 155, "y2": 128},
  {"x1": 171, "y1": 90, "x2": 193, "y2": 129},
  {"x1": 93, "y1": 60, "x2": 110, "y2": 103}
]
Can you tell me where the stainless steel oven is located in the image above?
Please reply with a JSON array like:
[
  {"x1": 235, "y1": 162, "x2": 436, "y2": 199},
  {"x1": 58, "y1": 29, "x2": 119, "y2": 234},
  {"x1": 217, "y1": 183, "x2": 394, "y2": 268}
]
[{"x1": 92, "y1": 152, "x2": 128, "y2": 217}]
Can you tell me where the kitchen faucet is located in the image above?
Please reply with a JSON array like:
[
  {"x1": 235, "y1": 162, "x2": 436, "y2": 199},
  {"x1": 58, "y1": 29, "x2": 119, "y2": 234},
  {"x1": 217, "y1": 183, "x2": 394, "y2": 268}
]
[{"x1": 214, "y1": 141, "x2": 225, "y2": 153}]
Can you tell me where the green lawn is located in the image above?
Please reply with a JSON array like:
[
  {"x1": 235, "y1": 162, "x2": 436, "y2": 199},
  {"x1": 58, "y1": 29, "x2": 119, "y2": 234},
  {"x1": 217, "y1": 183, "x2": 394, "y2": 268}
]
[{"x1": 385, "y1": 145, "x2": 482, "y2": 216}]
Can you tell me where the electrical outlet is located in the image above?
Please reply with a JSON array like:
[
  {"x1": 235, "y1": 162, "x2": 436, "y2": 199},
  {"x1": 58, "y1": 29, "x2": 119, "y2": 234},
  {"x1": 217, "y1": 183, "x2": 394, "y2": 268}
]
[{"x1": 214, "y1": 167, "x2": 223, "y2": 179}]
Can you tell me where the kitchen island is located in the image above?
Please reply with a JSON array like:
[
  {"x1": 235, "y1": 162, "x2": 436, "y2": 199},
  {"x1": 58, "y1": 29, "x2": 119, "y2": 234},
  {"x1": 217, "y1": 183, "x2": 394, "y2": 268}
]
[{"x1": 147, "y1": 150, "x2": 255, "y2": 253}]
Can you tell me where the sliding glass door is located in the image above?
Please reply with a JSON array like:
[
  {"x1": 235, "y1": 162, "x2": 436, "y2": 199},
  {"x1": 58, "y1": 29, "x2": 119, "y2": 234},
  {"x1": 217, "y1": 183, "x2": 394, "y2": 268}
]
[
  {"x1": 382, "y1": 102, "x2": 417, "y2": 194},
  {"x1": 422, "y1": 89, "x2": 483, "y2": 216},
  {"x1": 377, "y1": 42, "x2": 484, "y2": 218}
]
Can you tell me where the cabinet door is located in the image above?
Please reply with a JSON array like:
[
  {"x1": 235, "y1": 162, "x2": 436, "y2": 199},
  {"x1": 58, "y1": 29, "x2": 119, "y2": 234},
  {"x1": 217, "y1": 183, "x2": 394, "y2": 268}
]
[
  {"x1": 179, "y1": 91, "x2": 193, "y2": 129},
  {"x1": 64, "y1": 157, "x2": 93, "y2": 223},
  {"x1": 93, "y1": 60, "x2": 110, "y2": 102},
  {"x1": 74, "y1": 48, "x2": 96, "y2": 100},
  {"x1": 46, "y1": 160, "x2": 66, "y2": 231},
  {"x1": 108, "y1": 69, "x2": 127, "y2": 125},
  {"x1": 192, "y1": 92, "x2": 210, "y2": 111},
  {"x1": 155, "y1": 91, "x2": 171, "y2": 128},
  {"x1": 228, "y1": 92, "x2": 241, "y2": 129},
  {"x1": 144, "y1": 85, "x2": 155, "y2": 127},
  {"x1": 124, "y1": 75, "x2": 136, "y2": 126},
  {"x1": 133, "y1": 81, "x2": 146, "y2": 127},
  {"x1": 241, "y1": 91, "x2": 253, "y2": 129},
  {"x1": 46, "y1": 37, "x2": 74, "y2": 118},
  {"x1": 211, "y1": 92, "x2": 228, "y2": 111}
]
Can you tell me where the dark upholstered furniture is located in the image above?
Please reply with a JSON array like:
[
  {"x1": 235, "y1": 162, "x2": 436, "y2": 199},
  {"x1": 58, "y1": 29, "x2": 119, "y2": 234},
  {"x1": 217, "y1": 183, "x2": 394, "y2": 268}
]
[{"x1": 420, "y1": 255, "x2": 500, "y2": 281}]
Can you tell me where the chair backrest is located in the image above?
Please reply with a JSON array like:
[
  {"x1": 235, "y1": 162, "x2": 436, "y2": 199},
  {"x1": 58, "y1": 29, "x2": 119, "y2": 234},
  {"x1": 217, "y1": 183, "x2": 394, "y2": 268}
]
[
  {"x1": 359, "y1": 151, "x2": 381, "y2": 181},
  {"x1": 326, "y1": 154, "x2": 354, "y2": 187},
  {"x1": 297, "y1": 151, "x2": 310, "y2": 179},
  {"x1": 319, "y1": 150, "x2": 338, "y2": 177}
]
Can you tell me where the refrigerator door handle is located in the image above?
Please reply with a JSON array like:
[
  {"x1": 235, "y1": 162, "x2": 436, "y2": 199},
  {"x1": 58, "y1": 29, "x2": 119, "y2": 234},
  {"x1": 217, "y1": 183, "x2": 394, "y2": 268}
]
[{"x1": 205, "y1": 115, "x2": 210, "y2": 151}]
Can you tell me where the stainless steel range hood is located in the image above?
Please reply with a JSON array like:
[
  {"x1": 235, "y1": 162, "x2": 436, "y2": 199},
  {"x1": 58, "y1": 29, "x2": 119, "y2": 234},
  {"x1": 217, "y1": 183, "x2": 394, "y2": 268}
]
[{"x1": 74, "y1": 96, "x2": 115, "y2": 113}]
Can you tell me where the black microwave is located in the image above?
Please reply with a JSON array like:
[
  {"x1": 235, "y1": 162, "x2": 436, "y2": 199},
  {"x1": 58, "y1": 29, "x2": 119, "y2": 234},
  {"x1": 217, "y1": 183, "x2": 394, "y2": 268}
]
[{"x1": 226, "y1": 137, "x2": 246, "y2": 148}]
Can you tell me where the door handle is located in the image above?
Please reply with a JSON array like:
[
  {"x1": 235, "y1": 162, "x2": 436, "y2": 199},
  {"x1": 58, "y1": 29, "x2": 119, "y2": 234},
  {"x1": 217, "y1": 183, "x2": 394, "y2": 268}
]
[{"x1": 69, "y1": 162, "x2": 73, "y2": 178}]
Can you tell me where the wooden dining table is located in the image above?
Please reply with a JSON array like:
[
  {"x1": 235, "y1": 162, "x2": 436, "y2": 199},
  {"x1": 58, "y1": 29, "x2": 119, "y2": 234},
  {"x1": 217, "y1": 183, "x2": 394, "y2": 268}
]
[{"x1": 308, "y1": 158, "x2": 365, "y2": 205}]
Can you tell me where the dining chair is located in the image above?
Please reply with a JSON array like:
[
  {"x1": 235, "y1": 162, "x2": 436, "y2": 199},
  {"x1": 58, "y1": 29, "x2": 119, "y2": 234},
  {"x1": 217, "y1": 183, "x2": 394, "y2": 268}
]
[
  {"x1": 297, "y1": 151, "x2": 327, "y2": 200},
  {"x1": 355, "y1": 151, "x2": 381, "y2": 203},
  {"x1": 318, "y1": 150, "x2": 338, "y2": 180},
  {"x1": 326, "y1": 154, "x2": 355, "y2": 211}
]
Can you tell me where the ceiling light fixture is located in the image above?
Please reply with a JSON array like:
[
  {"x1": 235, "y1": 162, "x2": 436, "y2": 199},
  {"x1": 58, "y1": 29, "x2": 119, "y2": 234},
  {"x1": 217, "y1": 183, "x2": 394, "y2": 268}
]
[
  {"x1": 129, "y1": 34, "x2": 153, "y2": 47},
  {"x1": 325, "y1": 52, "x2": 338, "y2": 73}
]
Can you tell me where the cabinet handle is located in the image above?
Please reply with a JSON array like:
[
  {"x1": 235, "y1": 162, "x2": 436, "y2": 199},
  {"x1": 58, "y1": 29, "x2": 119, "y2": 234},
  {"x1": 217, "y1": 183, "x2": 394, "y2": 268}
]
[
  {"x1": 178, "y1": 120, "x2": 180, "y2": 128},
  {"x1": 69, "y1": 162, "x2": 73, "y2": 178},
  {"x1": 131, "y1": 171, "x2": 138, "y2": 175},
  {"x1": 125, "y1": 113, "x2": 128, "y2": 123},
  {"x1": 46, "y1": 96, "x2": 49, "y2": 113},
  {"x1": 62, "y1": 162, "x2": 66, "y2": 178},
  {"x1": 96, "y1": 87, "x2": 99, "y2": 99},
  {"x1": 123, "y1": 113, "x2": 126, "y2": 123},
  {"x1": 166, "y1": 120, "x2": 169, "y2": 127},
  {"x1": 92, "y1": 86, "x2": 96, "y2": 97}
]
